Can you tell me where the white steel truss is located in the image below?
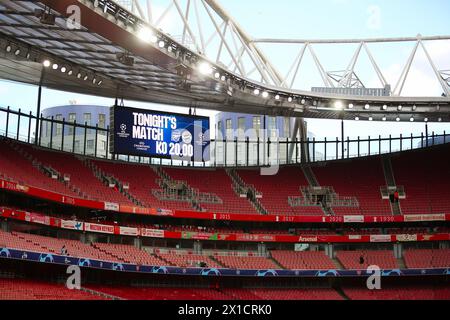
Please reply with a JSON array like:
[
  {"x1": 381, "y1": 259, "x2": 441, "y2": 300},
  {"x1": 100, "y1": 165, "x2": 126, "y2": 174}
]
[
  {"x1": 97, "y1": 1, "x2": 450, "y2": 97},
  {"x1": 33, "y1": 0, "x2": 442, "y2": 97}
]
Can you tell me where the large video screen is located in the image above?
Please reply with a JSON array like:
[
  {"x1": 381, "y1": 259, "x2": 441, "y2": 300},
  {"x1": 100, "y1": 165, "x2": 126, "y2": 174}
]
[{"x1": 111, "y1": 106, "x2": 210, "y2": 161}]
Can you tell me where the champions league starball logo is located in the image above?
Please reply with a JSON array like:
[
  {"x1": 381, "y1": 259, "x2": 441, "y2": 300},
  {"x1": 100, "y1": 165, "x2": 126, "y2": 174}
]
[{"x1": 117, "y1": 123, "x2": 130, "y2": 138}]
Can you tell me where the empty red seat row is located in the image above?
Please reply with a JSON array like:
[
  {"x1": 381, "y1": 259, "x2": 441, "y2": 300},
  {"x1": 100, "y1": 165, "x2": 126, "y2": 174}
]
[
  {"x1": 343, "y1": 286, "x2": 450, "y2": 300},
  {"x1": 236, "y1": 167, "x2": 324, "y2": 216},
  {"x1": 336, "y1": 250, "x2": 398, "y2": 269},
  {"x1": 271, "y1": 251, "x2": 336, "y2": 270},
  {"x1": 403, "y1": 249, "x2": 450, "y2": 268},
  {"x1": 0, "y1": 278, "x2": 108, "y2": 300},
  {"x1": 313, "y1": 158, "x2": 392, "y2": 215},
  {"x1": 392, "y1": 146, "x2": 450, "y2": 214}
]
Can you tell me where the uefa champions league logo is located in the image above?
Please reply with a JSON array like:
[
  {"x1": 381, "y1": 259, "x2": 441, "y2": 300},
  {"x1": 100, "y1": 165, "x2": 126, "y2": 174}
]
[{"x1": 117, "y1": 123, "x2": 130, "y2": 138}]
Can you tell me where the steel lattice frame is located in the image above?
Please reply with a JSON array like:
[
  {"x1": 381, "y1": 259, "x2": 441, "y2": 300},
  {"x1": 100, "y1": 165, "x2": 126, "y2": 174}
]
[{"x1": 0, "y1": 0, "x2": 449, "y2": 122}]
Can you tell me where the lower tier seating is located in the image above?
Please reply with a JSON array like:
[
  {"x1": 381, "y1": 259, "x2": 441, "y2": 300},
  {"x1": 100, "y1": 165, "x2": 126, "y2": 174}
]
[
  {"x1": 1, "y1": 230, "x2": 449, "y2": 271},
  {"x1": 343, "y1": 286, "x2": 450, "y2": 300},
  {"x1": 86, "y1": 286, "x2": 343, "y2": 300},
  {"x1": 0, "y1": 278, "x2": 107, "y2": 300},
  {"x1": 403, "y1": 249, "x2": 450, "y2": 268},
  {"x1": 270, "y1": 251, "x2": 336, "y2": 270},
  {"x1": 336, "y1": 250, "x2": 398, "y2": 269}
]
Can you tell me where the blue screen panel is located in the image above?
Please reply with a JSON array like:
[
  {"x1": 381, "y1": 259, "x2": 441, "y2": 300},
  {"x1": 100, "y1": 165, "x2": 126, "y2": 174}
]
[{"x1": 111, "y1": 106, "x2": 210, "y2": 161}]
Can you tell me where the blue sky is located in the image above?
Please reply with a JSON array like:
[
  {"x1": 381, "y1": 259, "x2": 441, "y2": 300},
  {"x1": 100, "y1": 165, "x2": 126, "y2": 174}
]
[
  {"x1": 223, "y1": 0, "x2": 450, "y2": 39},
  {"x1": 1, "y1": 0, "x2": 449, "y2": 139}
]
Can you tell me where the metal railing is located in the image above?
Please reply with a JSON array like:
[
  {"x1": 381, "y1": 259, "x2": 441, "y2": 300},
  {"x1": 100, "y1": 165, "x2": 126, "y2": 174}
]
[{"x1": 0, "y1": 106, "x2": 449, "y2": 168}]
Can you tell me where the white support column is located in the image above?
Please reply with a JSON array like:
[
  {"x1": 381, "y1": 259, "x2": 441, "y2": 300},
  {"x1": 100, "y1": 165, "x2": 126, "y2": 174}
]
[
  {"x1": 215, "y1": 23, "x2": 229, "y2": 65},
  {"x1": 394, "y1": 40, "x2": 419, "y2": 96},
  {"x1": 200, "y1": 0, "x2": 247, "y2": 76},
  {"x1": 146, "y1": 0, "x2": 153, "y2": 24},
  {"x1": 193, "y1": 0, "x2": 206, "y2": 53},
  {"x1": 204, "y1": 21, "x2": 226, "y2": 51},
  {"x1": 363, "y1": 42, "x2": 387, "y2": 87},
  {"x1": 173, "y1": 0, "x2": 201, "y2": 52},
  {"x1": 132, "y1": 0, "x2": 146, "y2": 20},
  {"x1": 340, "y1": 42, "x2": 363, "y2": 88},
  {"x1": 420, "y1": 41, "x2": 450, "y2": 96},
  {"x1": 154, "y1": 2, "x2": 175, "y2": 29},
  {"x1": 229, "y1": 22, "x2": 274, "y2": 84},
  {"x1": 181, "y1": 0, "x2": 192, "y2": 46},
  {"x1": 134, "y1": 237, "x2": 142, "y2": 249},
  {"x1": 308, "y1": 44, "x2": 334, "y2": 87},
  {"x1": 289, "y1": 44, "x2": 307, "y2": 89}
]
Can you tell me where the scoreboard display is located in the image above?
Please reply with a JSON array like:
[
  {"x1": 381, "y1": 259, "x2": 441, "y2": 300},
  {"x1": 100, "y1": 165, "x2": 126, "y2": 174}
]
[{"x1": 110, "y1": 106, "x2": 210, "y2": 161}]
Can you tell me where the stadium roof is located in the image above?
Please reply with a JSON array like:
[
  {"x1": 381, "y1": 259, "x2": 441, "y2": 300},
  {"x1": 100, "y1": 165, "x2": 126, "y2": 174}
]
[{"x1": 0, "y1": 0, "x2": 449, "y2": 122}]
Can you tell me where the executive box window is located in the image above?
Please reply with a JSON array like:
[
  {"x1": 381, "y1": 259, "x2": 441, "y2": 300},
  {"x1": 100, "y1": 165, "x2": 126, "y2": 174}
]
[
  {"x1": 217, "y1": 121, "x2": 223, "y2": 139},
  {"x1": 284, "y1": 117, "x2": 290, "y2": 138},
  {"x1": 98, "y1": 113, "x2": 106, "y2": 136},
  {"x1": 68, "y1": 113, "x2": 76, "y2": 135},
  {"x1": 226, "y1": 119, "x2": 232, "y2": 140},
  {"x1": 56, "y1": 114, "x2": 63, "y2": 136},
  {"x1": 86, "y1": 140, "x2": 94, "y2": 149},
  {"x1": 252, "y1": 116, "x2": 261, "y2": 139},
  {"x1": 268, "y1": 116, "x2": 277, "y2": 138},
  {"x1": 84, "y1": 113, "x2": 92, "y2": 134},
  {"x1": 238, "y1": 117, "x2": 246, "y2": 139}
]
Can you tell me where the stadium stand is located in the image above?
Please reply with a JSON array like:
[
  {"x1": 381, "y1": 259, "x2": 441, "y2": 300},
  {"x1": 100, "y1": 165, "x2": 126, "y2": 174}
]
[
  {"x1": 18, "y1": 144, "x2": 132, "y2": 205},
  {"x1": 335, "y1": 250, "x2": 398, "y2": 269},
  {"x1": 403, "y1": 249, "x2": 450, "y2": 268},
  {"x1": 84, "y1": 286, "x2": 344, "y2": 300},
  {"x1": 391, "y1": 146, "x2": 450, "y2": 214},
  {"x1": 91, "y1": 160, "x2": 196, "y2": 211},
  {"x1": 1, "y1": 139, "x2": 450, "y2": 217},
  {"x1": 0, "y1": 278, "x2": 108, "y2": 300},
  {"x1": 248, "y1": 288, "x2": 343, "y2": 300},
  {"x1": 92, "y1": 242, "x2": 165, "y2": 266},
  {"x1": 343, "y1": 286, "x2": 450, "y2": 300},
  {"x1": 0, "y1": 139, "x2": 79, "y2": 197},
  {"x1": 85, "y1": 286, "x2": 233, "y2": 300},
  {"x1": 270, "y1": 251, "x2": 337, "y2": 270},
  {"x1": 214, "y1": 255, "x2": 279, "y2": 270},
  {"x1": 236, "y1": 167, "x2": 325, "y2": 216},
  {"x1": 162, "y1": 167, "x2": 259, "y2": 214},
  {"x1": 312, "y1": 157, "x2": 392, "y2": 215},
  {"x1": 154, "y1": 251, "x2": 221, "y2": 268}
]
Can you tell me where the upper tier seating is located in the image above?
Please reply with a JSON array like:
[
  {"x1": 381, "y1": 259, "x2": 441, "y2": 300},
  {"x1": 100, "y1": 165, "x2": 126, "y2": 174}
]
[
  {"x1": 313, "y1": 157, "x2": 392, "y2": 215},
  {"x1": 271, "y1": 250, "x2": 336, "y2": 270},
  {"x1": 336, "y1": 250, "x2": 398, "y2": 269},
  {"x1": 236, "y1": 167, "x2": 325, "y2": 216},
  {"x1": 91, "y1": 160, "x2": 195, "y2": 211},
  {"x1": 0, "y1": 139, "x2": 79, "y2": 197},
  {"x1": 18, "y1": 144, "x2": 132, "y2": 205},
  {"x1": 403, "y1": 249, "x2": 450, "y2": 268},
  {"x1": 163, "y1": 168, "x2": 259, "y2": 214},
  {"x1": 391, "y1": 146, "x2": 450, "y2": 214},
  {"x1": 1, "y1": 138, "x2": 450, "y2": 216}
]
